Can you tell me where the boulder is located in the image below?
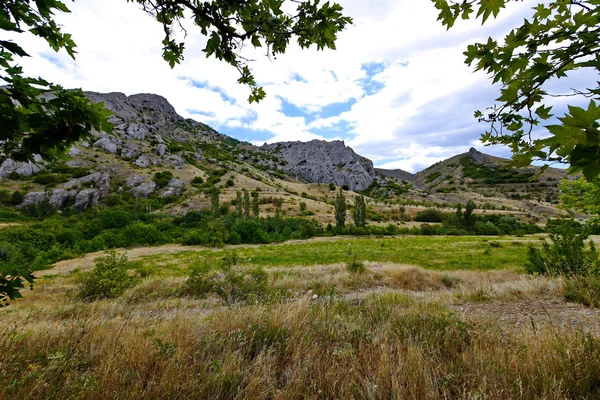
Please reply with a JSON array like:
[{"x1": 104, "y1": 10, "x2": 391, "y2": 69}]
[
  {"x1": 68, "y1": 146, "x2": 83, "y2": 157},
  {"x1": 120, "y1": 144, "x2": 141, "y2": 160},
  {"x1": 125, "y1": 174, "x2": 147, "y2": 188},
  {"x1": 17, "y1": 192, "x2": 47, "y2": 208},
  {"x1": 93, "y1": 137, "x2": 118, "y2": 154},
  {"x1": 134, "y1": 155, "x2": 151, "y2": 168},
  {"x1": 74, "y1": 189, "x2": 100, "y2": 211},
  {"x1": 49, "y1": 190, "x2": 70, "y2": 209},
  {"x1": 126, "y1": 124, "x2": 148, "y2": 141},
  {"x1": 63, "y1": 173, "x2": 111, "y2": 193},
  {"x1": 130, "y1": 182, "x2": 156, "y2": 198},
  {"x1": 169, "y1": 155, "x2": 186, "y2": 167},
  {"x1": 156, "y1": 144, "x2": 168, "y2": 157},
  {"x1": 0, "y1": 159, "x2": 43, "y2": 178}
]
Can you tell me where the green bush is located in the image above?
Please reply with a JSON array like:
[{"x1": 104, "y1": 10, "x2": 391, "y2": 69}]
[
  {"x1": 191, "y1": 176, "x2": 204, "y2": 187},
  {"x1": 76, "y1": 251, "x2": 135, "y2": 301},
  {"x1": 328, "y1": 182, "x2": 336, "y2": 190},
  {"x1": 153, "y1": 171, "x2": 173, "y2": 187},
  {"x1": 184, "y1": 253, "x2": 269, "y2": 304},
  {"x1": 346, "y1": 257, "x2": 366, "y2": 274},
  {"x1": 415, "y1": 208, "x2": 445, "y2": 223},
  {"x1": 526, "y1": 226, "x2": 600, "y2": 276}
]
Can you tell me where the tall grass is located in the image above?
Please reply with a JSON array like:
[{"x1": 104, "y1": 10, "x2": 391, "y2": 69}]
[{"x1": 1, "y1": 280, "x2": 598, "y2": 399}]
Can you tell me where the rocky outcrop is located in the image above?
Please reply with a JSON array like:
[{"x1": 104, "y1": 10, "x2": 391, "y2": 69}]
[
  {"x1": 74, "y1": 189, "x2": 100, "y2": 211},
  {"x1": 93, "y1": 137, "x2": 118, "y2": 154},
  {"x1": 161, "y1": 178, "x2": 185, "y2": 197},
  {"x1": 375, "y1": 168, "x2": 415, "y2": 182},
  {"x1": 261, "y1": 140, "x2": 376, "y2": 191},
  {"x1": 0, "y1": 159, "x2": 43, "y2": 179},
  {"x1": 131, "y1": 182, "x2": 156, "y2": 198},
  {"x1": 63, "y1": 173, "x2": 111, "y2": 193}
]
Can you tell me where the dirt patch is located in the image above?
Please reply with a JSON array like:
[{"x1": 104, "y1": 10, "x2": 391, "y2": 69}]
[{"x1": 452, "y1": 299, "x2": 600, "y2": 335}]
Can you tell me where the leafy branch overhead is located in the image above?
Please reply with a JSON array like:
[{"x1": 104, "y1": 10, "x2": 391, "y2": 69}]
[
  {"x1": 433, "y1": 0, "x2": 600, "y2": 180},
  {"x1": 130, "y1": 0, "x2": 353, "y2": 103},
  {"x1": 0, "y1": 0, "x2": 113, "y2": 162}
]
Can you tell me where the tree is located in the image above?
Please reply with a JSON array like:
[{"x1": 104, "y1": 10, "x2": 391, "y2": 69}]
[
  {"x1": 433, "y1": 0, "x2": 600, "y2": 180},
  {"x1": 235, "y1": 190, "x2": 243, "y2": 218},
  {"x1": 243, "y1": 189, "x2": 251, "y2": 220},
  {"x1": 210, "y1": 187, "x2": 220, "y2": 217},
  {"x1": 1, "y1": 1, "x2": 113, "y2": 162},
  {"x1": 334, "y1": 190, "x2": 346, "y2": 228},
  {"x1": 353, "y1": 194, "x2": 366, "y2": 227},
  {"x1": 251, "y1": 191, "x2": 260, "y2": 218},
  {"x1": 559, "y1": 177, "x2": 600, "y2": 223},
  {"x1": 464, "y1": 199, "x2": 476, "y2": 232}
]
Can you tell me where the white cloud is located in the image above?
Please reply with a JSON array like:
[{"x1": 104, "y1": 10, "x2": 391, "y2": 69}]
[{"x1": 10, "y1": 0, "x2": 579, "y2": 173}]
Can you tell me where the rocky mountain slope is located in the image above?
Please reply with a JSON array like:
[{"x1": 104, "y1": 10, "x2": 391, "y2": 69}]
[{"x1": 0, "y1": 91, "x2": 573, "y2": 218}]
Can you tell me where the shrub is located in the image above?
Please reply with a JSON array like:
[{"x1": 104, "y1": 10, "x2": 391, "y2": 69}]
[
  {"x1": 153, "y1": 171, "x2": 173, "y2": 187},
  {"x1": 10, "y1": 191, "x2": 24, "y2": 205},
  {"x1": 526, "y1": 225, "x2": 600, "y2": 276},
  {"x1": 184, "y1": 253, "x2": 269, "y2": 304},
  {"x1": 328, "y1": 182, "x2": 336, "y2": 190},
  {"x1": 77, "y1": 251, "x2": 135, "y2": 301},
  {"x1": 191, "y1": 176, "x2": 204, "y2": 187},
  {"x1": 226, "y1": 178, "x2": 234, "y2": 187},
  {"x1": 299, "y1": 201, "x2": 307, "y2": 212},
  {"x1": 341, "y1": 184, "x2": 349, "y2": 191},
  {"x1": 415, "y1": 208, "x2": 444, "y2": 223},
  {"x1": 346, "y1": 257, "x2": 366, "y2": 274}
]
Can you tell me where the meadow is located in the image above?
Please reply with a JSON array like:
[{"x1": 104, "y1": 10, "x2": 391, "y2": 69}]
[{"x1": 1, "y1": 234, "x2": 599, "y2": 399}]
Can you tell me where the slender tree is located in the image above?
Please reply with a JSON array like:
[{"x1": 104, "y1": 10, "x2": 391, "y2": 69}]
[
  {"x1": 335, "y1": 190, "x2": 347, "y2": 228},
  {"x1": 235, "y1": 191, "x2": 243, "y2": 219},
  {"x1": 252, "y1": 191, "x2": 260, "y2": 218},
  {"x1": 353, "y1": 195, "x2": 366, "y2": 227},
  {"x1": 243, "y1": 189, "x2": 251, "y2": 220}
]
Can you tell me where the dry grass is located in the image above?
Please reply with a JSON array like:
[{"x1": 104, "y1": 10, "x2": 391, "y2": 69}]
[{"x1": 3, "y1": 257, "x2": 600, "y2": 399}]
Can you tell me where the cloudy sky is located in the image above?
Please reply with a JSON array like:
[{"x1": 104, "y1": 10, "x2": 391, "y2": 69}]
[{"x1": 12, "y1": 0, "x2": 579, "y2": 172}]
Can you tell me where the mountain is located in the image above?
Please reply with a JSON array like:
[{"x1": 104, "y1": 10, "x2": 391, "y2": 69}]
[{"x1": 0, "y1": 91, "x2": 572, "y2": 219}]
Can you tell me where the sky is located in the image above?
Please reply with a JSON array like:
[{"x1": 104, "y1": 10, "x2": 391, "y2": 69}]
[{"x1": 10, "y1": 0, "x2": 584, "y2": 172}]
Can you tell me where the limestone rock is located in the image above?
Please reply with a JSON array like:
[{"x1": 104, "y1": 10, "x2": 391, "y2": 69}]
[
  {"x1": 93, "y1": 137, "x2": 118, "y2": 154},
  {"x1": 0, "y1": 159, "x2": 43, "y2": 178},
  {"x1": 63, "y1": 173, "x2": 111, "y2": 193},
  {"x1": 169, "y1": 155, "x2": 186, "y2": 167},
  {"x1": 68, "y1": 146, "x2": 83, "y2": 157},
  {"x1": 130, "y1": 182, "x2": 156, "y2": 198},
  {"x1": 74, "y1": 189, "x2": 100, "y2": 211},
  {"x1": 125, "y1": 174, "x2": 147, "y2": 188},
  {"x1": 126, "y1": 124, "x2": 148, "y2": 141},
  {"x1": 120, "y1": 144, "x2": 141, "y2": 160},
  {"x1": 260, "y1": 140, "x2": 376, "y2": 191},
  {"x1": 156, "y1": 144, "x2": 168, "y2": 157},
  {"x1": 134, "y1": 155, "x2": 151, "y2": 168},
  {"x1": 17, "y1": 192, "x2": 47, "y2": 208}
]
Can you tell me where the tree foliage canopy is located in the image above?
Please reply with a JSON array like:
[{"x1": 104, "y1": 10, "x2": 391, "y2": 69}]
[
  {"x1": 433, "y1": 0, "x2": 600, "y2": 180},
  {"x1": 1, "y1": 0, "x2": 113, "y2": 162}
]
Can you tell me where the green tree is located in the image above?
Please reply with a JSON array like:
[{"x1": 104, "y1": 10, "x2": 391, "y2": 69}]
[
  {"x1": 353, "y1": 194, "x2": 366, "y2": 227},
  {"x1": 464, "y1": 199, "x2": 476, "y2": 232},
  {"x1": 559, "y1": 177, "x2": 600, "y2": 223},
  {"x1": 235, "y1": 190, "x2": 243, "y2": 218},
  {"x1": 433, "y1": 0, "x2": 600, "y2": 180},
  {"x1": 334, "y1": 190, "x2": 346, "y2": 228},
  {"x1": 243, "y1": 189, "x2": 251, "y2": 220},
  {"x1": 210, "y1": 188, "x2": 220, "y2": 217},
  {"x1": 1, "y1": 1, "x2": 112, "y2": 161},
  {"x1": 251, "y1": 191, "x2": 260, "y2": 218}
]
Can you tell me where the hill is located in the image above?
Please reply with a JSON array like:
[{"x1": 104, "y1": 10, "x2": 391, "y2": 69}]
[{"x1": 0, "y1": 91, "x2": 574, "y2": 221}]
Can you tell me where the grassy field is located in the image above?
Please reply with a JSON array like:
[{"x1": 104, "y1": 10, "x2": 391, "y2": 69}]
[
  {"x1": 1, "y1": 235, "x2": 599, "y2": 399},
  {"x1": 135, "y1": 235, "x2": 536, "y2": 276}
]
